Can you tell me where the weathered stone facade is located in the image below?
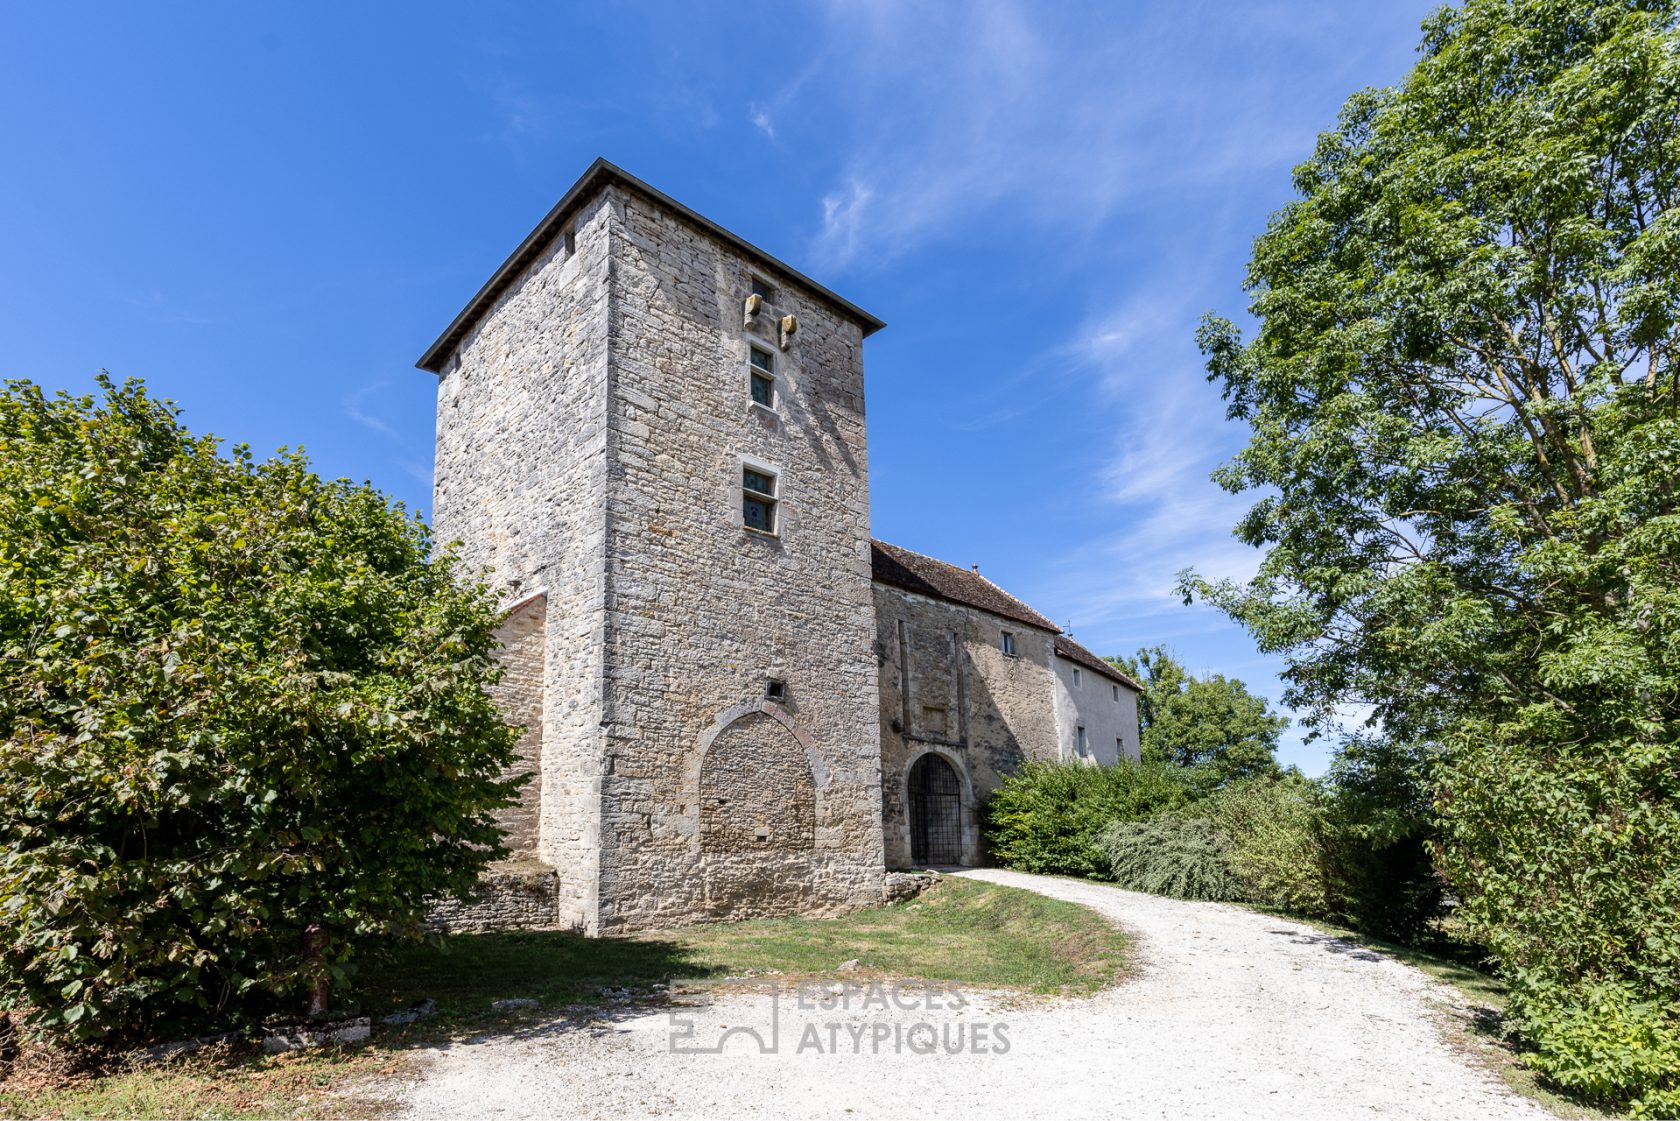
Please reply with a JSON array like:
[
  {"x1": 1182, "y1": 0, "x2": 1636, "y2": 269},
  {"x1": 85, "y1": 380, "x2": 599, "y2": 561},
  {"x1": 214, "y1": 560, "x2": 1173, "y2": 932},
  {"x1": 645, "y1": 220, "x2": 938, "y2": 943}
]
[
  {"x1": 426, "y1": 864, "x2": 562, "y2": 933},
  {"x1": 429, "y1": 162, "x2": 883, "y2": 934},
  {"x1": 873, "y1": 578, "x2": 1063, "y2": 868},
  {"x1": 422, "y1": 160, "x2": 1141, "y2": 931}
]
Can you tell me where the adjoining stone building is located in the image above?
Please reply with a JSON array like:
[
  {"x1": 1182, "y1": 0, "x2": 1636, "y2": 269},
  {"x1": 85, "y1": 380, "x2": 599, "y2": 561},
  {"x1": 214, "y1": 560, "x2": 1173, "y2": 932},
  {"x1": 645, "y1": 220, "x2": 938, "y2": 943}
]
[{"x1": 420, "y1": 159, "x2": 1140, "y2": 934}]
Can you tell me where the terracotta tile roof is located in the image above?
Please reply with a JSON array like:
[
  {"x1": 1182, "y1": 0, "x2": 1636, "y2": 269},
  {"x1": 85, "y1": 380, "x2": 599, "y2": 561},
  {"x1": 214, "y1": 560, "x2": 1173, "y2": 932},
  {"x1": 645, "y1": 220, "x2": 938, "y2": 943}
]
[
  {"x1": 1054, "y1": 634, "x2": 1142, "y2": 692},
  {"x1": 870, "y1": 540, "x2": 1060, "y2": 633}
]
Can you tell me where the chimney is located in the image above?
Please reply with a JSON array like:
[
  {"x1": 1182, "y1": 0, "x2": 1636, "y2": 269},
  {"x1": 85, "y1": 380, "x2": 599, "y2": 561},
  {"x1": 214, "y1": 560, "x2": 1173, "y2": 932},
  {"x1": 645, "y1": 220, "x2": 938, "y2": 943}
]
[{"x1": 971, "y1": 564, "x2": 980, "y2": 574}]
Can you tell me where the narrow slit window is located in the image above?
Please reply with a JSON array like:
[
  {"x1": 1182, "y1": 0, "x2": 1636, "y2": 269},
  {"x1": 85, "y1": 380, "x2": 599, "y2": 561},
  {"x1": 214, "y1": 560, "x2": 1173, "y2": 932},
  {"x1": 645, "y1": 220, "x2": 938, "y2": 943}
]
[
  {"x1": 1073, "y1": 667, "x2": 1082, "y2": 686},
  {"x1": 743, "y1": 466, "x2": 778, "y2": 534},
  {"x1": 1117, "y1": 737, "x2": 1125, "y2": 754},
  {"x1": 1000, "y1": 631, "x2": 1016, "y2": 657},
  {"x1": 1076, "y1": 725, "x2": 1088, "y2": 754},
  {"x1": 1113, "y1": 683, "x2": 1121, "y2": 702},
  {"x1": 749, "y1": 346, "x2": 775, "y2": 408}
]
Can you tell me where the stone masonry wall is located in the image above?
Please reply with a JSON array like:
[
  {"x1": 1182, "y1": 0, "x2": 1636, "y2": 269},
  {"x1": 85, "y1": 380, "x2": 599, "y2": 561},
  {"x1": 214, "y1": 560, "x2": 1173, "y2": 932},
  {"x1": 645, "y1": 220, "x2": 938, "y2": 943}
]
[
  {"x1": 591, "y1": 184, "x2": 885, "y2": 931},
  {"x1": 426, "y1": 865, "x2": 562, "y2": 933},
  {"x1": 874, "y1": 583, "x2": 1061, "y2": 868},
  {"x1": 488, "y1": 594, "x2": 547, "y2": 852},
  {"x1": 431, "y1": 193, "x2": 615, "y2": 931}
]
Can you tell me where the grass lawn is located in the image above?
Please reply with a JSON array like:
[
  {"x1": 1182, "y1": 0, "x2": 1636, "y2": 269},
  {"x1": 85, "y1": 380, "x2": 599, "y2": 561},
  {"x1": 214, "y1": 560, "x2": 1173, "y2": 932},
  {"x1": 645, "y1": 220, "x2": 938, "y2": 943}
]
[{"x1": 0, "y1": 876, "x2": 1129, "y2": 1121}]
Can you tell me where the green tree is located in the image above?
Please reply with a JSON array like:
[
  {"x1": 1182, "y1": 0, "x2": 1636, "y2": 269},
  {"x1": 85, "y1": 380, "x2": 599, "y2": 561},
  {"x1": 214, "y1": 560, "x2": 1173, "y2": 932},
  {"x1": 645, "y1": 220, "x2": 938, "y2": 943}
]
[
  {"x1": 0, "y1": 377, "x2": 521, "y2": 1046},
  {"x1": 1115, "y1": 646, "x2": 1287, "y2": 786},
  {"x1": 1186, "y1": 0, "x2": 1680, "y2": 1110}
]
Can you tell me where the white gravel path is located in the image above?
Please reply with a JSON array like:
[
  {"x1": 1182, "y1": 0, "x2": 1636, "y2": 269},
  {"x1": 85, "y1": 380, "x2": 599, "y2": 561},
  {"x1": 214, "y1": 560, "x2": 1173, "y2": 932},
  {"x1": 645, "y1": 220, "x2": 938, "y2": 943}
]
[{"x1": 392, "y1": 868, "x2": 1546, "y2": 1120}]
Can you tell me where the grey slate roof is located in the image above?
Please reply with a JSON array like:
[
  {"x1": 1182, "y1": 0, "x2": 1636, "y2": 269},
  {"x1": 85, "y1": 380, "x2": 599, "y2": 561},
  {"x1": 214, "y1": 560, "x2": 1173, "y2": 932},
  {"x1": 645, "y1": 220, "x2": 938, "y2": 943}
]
[
  {"x1": 416, "y1": 158, "x2": 886, "y2": 373},
  {"x1": 1054, "y1": 634, "x2": 1142, "y2": 692}
]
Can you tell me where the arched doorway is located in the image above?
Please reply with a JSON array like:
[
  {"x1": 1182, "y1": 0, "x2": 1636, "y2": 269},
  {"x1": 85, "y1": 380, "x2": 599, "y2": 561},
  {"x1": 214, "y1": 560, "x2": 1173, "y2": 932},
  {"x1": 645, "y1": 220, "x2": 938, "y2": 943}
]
[{"x1": 908, "y1": 754, "x2": 963, "y2": 866}]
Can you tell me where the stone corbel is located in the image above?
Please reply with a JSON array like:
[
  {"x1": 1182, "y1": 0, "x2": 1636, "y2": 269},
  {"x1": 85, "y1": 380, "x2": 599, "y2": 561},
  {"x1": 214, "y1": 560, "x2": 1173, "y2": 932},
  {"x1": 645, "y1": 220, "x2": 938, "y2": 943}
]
[
  {"x1": 779, "y1": 314, "x2": 798, "y2": 350},
  {"x1": 742, "y1": 293, "x2": 762, "y2": 329}
]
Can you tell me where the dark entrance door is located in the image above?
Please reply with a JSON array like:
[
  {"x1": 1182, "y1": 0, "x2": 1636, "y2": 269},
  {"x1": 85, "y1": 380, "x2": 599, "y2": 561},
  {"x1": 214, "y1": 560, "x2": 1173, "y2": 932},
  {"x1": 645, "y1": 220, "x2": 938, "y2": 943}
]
[{"x1": 908, "y1": 754, "x2": 963, "y2": 866}]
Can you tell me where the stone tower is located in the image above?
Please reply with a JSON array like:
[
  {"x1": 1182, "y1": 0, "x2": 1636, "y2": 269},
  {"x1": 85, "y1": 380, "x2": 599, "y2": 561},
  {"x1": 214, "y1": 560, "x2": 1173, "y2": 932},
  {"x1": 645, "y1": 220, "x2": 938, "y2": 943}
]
[{"x1": 420, "y1": 160, "x2": 888, "y2": 934}]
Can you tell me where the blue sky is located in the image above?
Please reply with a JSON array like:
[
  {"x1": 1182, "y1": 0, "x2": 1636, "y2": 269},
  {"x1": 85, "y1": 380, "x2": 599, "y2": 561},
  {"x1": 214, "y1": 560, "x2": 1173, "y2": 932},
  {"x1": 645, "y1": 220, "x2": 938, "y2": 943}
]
[{"x1": 1, "y1": 1, "x2": 1438, "y2": 774}]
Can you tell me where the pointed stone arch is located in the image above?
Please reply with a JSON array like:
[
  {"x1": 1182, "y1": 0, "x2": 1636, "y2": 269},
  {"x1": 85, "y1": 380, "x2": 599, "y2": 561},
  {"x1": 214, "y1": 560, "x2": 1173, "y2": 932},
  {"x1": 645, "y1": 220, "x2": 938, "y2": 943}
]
[{"x1": 691, "y1": 701, "x2": 822, "y2": 854}]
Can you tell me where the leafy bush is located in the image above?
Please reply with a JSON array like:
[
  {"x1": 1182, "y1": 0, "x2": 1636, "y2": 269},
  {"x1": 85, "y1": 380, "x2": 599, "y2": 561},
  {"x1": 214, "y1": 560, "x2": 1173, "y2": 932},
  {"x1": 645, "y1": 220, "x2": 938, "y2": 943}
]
[
  {"x1": 1516, "y1": 981, "x2": 1680, "y2": 1118},
  {"x1": 1201, "y1": 777, "x2": 1329, "y2": 916},
  {"x1": 1098, "y1": 817, "x2": 1243, "y2": 901},
  {"x1": 1316, "y1": 736, "x2": 1444, "y2": 942},
  {"x1": 0, "y1": 378, "x2": 521, "y2": 1046},
  {"x1": 1440, "y1": 720, "x2": 1680, "y2": 1115},
  {"x1": 982, "y1": 760, "x2": 1189, "y2": 878}
]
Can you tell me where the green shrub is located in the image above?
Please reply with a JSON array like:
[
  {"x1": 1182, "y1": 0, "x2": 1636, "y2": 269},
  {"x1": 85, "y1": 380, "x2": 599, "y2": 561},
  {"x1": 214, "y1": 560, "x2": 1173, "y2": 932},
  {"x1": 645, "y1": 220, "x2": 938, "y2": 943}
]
[
  {"x1": 1202, "y1": 777, "x2": 1329, "y2": 916},
  {"x1": 982, "y1": 760, "x2": 1189, "y2": 878},
  {"x1": 1098, "y1": 817, "x2": 1243, "y2": 901},
  {"x1": 1317, "y1": 736, "x2": 1444, "y2": 942},
  {"x1": 1440, "y1": 720, "x2": 1680, "y2": 1114},
  {"x1": 0, "y1": 378, "x2": 521, "y2": 1046},
  {"x1": 1518, "y1": 981, "x2": 1680, "y2": 1118}
]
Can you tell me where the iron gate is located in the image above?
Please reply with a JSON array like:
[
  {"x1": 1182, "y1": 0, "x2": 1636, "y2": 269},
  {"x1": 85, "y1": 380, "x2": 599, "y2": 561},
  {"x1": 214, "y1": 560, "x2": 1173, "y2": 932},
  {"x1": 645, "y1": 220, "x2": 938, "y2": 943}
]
[{"x1": 908, "y1": 754, "x2": 963, "y2": 865}]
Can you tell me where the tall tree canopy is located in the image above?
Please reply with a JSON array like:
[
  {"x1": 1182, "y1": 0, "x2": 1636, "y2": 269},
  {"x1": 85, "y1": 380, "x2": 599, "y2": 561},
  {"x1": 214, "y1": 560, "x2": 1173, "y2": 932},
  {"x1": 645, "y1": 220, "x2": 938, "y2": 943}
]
[
  {"x1": 0, "y1": 378, "x2": 520, "y2": 1045},
  {"x1": 1115, "y1": 646, "x2": 1287, "y2": 786},
  {"x1": 1188, "y1": 0, "x2": 1680, "y2": 1111}
]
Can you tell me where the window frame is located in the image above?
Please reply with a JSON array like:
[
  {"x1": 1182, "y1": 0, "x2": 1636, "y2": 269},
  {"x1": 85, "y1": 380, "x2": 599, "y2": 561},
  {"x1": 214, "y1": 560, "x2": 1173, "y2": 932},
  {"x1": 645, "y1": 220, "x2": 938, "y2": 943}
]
[
  {"x1": 1076, "y1": 724, "x2": 1088, "y2": 754},
  {"x1": 740, "y1": 456, "x2": 781, "y2": 537},
  {"x1": 749, "y1": 274, "x2": 776, "y2": 303},
  {"x1": 1000, "y1": 630, "x2": 1016, "y2": 657},
  {"x1": 747, "y1": 344, "x2": 778, "y2": 412}
]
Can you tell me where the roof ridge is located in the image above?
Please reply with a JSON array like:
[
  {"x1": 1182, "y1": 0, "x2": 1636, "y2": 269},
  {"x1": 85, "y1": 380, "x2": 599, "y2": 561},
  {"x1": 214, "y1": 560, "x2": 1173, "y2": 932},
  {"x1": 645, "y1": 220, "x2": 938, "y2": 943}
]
[
  {"x1": 1054, "y1": 633, "x2": 1143, "y2": 692},
  {"x1": 871, "y1": 539, "x2": 1059, "y2": 633}
]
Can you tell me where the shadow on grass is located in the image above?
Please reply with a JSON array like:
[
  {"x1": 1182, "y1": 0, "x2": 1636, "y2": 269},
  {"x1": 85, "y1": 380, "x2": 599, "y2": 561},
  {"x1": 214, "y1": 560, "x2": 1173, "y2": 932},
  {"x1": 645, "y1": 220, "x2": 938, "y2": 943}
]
[{"x1": 355, "y1": 928, "x2": 722, "y2": 1038}]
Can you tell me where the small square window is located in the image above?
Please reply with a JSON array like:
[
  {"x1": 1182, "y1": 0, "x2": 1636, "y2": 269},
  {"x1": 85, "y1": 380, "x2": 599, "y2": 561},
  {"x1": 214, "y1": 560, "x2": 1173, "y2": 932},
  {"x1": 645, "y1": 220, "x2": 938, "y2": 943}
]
[
  {"x1": 1000, "y1": 631, "x2": 1016, "y2": 657},
  {"x1": 750, "y1": 276, "x2": 774, "y2": 302},
  {"x1": 765, "y1": 679, "x2": 787, "y2": 702},
  {"x1": 1073, "y1": 668, "x2": 1082, "y2": 686},
  {"x1": 743, "y1": 466, "x2": 777, "y2": 534},
  {"x1": 749, "y1": 346, "x2": 773, "y2": 373}
]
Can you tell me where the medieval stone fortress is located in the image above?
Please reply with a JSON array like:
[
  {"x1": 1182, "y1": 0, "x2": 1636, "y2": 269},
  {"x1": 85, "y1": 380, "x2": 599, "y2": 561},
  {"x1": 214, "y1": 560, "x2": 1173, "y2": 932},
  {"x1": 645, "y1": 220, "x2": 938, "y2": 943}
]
[{"x1": 422, "y1": 159, "x2": 1140, "y2": 934}]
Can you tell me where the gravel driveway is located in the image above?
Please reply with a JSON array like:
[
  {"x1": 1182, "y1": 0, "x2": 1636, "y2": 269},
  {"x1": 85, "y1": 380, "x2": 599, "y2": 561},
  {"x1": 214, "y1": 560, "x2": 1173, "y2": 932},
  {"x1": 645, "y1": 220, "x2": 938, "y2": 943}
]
[{"x1": 392, "y1": 868, "x2": 1546, "y2": 1120}]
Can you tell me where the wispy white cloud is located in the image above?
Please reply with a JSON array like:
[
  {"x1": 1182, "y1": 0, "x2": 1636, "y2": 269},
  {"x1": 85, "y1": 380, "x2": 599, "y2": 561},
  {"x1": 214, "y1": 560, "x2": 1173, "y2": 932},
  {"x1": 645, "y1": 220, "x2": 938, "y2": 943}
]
[
  {"x1": 782, "y1": 0, "x2": 1410, "y2": 270},
  {"x1": 344, "y1": 380, "x2": 404, "y2": 444}
]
